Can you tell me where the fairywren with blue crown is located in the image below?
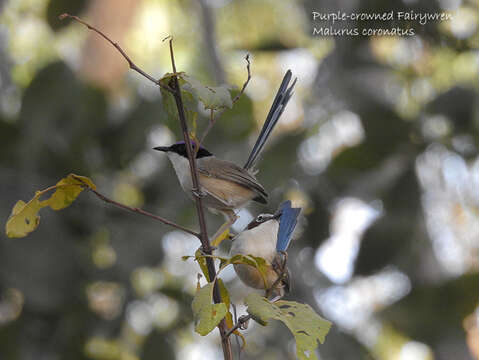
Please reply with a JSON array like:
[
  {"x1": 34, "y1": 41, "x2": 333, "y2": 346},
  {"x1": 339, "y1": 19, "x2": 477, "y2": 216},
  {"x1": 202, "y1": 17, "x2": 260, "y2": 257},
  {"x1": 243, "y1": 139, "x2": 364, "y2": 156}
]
[{"x1": 229, "y1": 200, "x2": 301, "y2": 300}]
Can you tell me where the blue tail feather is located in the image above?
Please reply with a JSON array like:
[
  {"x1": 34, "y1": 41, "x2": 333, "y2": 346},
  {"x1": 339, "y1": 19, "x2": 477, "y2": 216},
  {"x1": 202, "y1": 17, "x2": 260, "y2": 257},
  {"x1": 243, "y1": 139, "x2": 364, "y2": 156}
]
[
  {"x1": 276, "y1": 200, "x2": 301, "y2": 252},
  {"x1": 244, "y1": 71, "x2": 297, "y2": 170}
]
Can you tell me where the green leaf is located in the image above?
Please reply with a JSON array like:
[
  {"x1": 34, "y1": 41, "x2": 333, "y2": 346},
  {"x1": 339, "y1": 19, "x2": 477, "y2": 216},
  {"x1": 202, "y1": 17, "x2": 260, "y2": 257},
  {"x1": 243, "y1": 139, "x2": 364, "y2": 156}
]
[
  {"x1": 159, "y1": 73, "x2": 197, "y2": 134},
  {"x1": 183, "y1": 75, "x2": 233, "y2": 110},
  {"x1": 244, "y1": 293, "x2": 332, "y2": 360},
  {"x1": 5, "y1": 174, "x2": 96, "y2": 238},
  {"x1": 192, "y1": 282, "x2": 227, "y2": 336}
]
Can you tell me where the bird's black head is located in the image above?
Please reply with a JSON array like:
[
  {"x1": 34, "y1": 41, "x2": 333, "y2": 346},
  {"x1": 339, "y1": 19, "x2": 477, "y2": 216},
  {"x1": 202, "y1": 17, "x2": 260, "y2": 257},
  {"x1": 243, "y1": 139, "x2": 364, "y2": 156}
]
[{"x1": 153, "y1": 141, "x2": 213, "y2": 159}]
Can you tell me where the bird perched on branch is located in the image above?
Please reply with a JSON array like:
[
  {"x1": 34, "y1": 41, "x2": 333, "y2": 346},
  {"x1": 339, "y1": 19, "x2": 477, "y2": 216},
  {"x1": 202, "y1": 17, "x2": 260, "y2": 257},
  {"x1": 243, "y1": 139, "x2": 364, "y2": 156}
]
[
  {"x1": 154, "y1": 71, "x2": 297, "y2": 235},
  {"x1": 229, "y1": 200, "x2": 301, "y2": 300}
]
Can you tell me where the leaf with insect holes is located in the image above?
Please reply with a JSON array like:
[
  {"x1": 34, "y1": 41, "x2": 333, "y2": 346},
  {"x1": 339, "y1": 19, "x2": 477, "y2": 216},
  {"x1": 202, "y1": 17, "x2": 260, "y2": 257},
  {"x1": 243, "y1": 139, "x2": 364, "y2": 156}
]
[
  {"x1": 244, "y1": 293, "x2": 332, "y2": 360},
  {"x1": 5, "y1": 174, "x2": 96, "y2": 238},
  {"x1": 192, "y1": 282, "x2": 228, "y2": 336},
  {"x1": 183, "y1": 75, "x2": 233, "y2": 110}
]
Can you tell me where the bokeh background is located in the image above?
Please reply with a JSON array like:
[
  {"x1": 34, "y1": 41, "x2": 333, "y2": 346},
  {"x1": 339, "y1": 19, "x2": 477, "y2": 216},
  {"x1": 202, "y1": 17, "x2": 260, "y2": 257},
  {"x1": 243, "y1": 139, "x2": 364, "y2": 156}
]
[{"x1": 1, "y1": 0, "x2": 479, "y2": 359}]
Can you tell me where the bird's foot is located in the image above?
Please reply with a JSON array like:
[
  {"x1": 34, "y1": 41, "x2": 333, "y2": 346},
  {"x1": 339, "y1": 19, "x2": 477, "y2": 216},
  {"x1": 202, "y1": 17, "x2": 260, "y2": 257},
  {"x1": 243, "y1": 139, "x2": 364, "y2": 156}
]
[
  {"x1": 237, "y1": 315, "x2": 250, "y2": 330},
  {"x1": 192, "y1": 188, "x2": 207, "y2": 198},
  {"x1": 272, "y1": 251, "x2": 288, "y2": 273},
  {"x1": 197, "y1": 245, "x2": 217, "y2": 257}
]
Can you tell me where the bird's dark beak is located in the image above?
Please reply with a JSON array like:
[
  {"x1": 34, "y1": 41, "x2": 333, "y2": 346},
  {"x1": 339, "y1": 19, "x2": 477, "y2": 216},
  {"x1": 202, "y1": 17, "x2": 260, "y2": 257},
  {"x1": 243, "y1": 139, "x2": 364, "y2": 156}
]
[{"x1": 153, "y1": 146, "x2": 170, "y2": 152}]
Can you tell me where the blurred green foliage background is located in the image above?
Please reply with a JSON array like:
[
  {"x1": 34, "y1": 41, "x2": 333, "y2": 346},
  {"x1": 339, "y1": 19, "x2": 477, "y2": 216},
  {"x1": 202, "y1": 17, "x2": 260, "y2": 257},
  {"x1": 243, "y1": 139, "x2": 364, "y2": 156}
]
[{"x1": 1, "y1": 0, "x2": 479, "y2": 359}]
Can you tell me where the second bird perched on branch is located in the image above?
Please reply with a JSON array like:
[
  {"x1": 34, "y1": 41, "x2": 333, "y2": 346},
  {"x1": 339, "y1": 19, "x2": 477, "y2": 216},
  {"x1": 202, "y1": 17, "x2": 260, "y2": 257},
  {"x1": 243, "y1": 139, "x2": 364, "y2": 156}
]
[
  {"x1": 230, "y1": 200, "x2": 301, "y2": 300},
  {"x1": 154, "y1": 70, "x2": 297, "y2": 235}
]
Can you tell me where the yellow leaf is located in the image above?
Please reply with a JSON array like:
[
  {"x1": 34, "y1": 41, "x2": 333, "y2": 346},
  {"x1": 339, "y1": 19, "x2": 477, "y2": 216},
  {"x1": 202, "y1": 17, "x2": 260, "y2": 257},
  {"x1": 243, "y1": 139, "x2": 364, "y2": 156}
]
[
  {"x1": 5, "y1": 199, "x2": 42, "y2": 238},
  {"x1": 211, "y1": 228, "x2": 230, "y2": 247},
  {"x1": 5, "y1": 174, "x2": 96, "y2": 238}
]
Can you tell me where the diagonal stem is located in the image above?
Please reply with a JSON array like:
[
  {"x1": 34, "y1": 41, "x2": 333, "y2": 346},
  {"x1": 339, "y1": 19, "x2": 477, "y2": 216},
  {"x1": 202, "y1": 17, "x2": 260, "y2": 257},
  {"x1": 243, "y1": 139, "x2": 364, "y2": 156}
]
[{"x1": 71, "y1": 174, "x2": 199, "y2": 237}]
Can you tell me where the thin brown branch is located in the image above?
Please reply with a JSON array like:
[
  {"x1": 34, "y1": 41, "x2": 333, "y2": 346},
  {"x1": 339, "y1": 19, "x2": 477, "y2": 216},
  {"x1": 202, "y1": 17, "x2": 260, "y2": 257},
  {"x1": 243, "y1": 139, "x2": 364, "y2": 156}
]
[
  {"x1": 199, "y1": 54, "x2": 251, "y2": 145},
  {"x1": 84, "y1": 186, "x2": 199, "y2": 237},
  {"x1": 166, "y1": 38, "x2": 233, "y2": 360},
  {"x1": 59, "y1": 13, "x2": 173, "y2": 92},
  {"x1": 231, "y1": 54, "x2": 252, "y2": 105}
]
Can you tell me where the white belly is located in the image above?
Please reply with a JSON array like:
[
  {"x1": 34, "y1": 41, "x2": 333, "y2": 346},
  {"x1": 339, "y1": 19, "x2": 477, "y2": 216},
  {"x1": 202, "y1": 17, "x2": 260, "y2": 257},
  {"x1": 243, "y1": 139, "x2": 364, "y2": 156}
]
[
  {"x1": 230, "y1": 220, "x2": 279, "y2": 290},
  {"x1": 230, "y1": 220, "x2": 278, "y2": 262},
  {"x1": 167, "y1": 152, "x2": 193, "y2": 194}
]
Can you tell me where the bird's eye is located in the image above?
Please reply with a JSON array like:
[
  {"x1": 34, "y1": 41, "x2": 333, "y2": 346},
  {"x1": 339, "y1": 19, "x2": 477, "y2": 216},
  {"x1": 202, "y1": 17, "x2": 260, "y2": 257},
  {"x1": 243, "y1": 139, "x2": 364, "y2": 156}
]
[{"x1": 257, "y1": 215, "x2": 264, "y2": 222}]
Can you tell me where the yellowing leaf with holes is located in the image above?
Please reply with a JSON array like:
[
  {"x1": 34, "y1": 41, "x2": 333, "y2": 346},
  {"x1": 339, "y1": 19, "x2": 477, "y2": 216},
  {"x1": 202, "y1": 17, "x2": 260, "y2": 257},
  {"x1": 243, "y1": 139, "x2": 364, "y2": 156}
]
[
  {"x1": 192, "y1": 282, "x2": 227, "y2": 336},
  {"x1": 5, "y1": 174, "x2": 96, "y2": 238},
  {"x1": 244, "y1": 293, "x2": 332, "y2": 360}
]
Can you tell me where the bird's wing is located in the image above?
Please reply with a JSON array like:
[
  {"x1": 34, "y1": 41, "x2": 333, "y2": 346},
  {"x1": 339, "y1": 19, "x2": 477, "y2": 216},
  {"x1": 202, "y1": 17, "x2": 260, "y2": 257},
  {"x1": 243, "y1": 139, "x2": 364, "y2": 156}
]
[
  {"x1": 276, "y1": 200, "x2": 301, "y2": 252},
  {"x1": 198, "y1": 157, "x2": 268, "y2": 200}
]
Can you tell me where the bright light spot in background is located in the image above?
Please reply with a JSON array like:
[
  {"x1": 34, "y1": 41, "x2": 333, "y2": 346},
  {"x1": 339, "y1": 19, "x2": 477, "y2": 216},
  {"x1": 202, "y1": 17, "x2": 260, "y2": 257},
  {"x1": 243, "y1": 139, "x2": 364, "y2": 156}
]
[
  {"x1": 127, "y1": 293, "x2": 179, "y2": 335},
  {"x1": 176, "y1": 325, "x2": 223, "y2": 360},
  {"x1": 162, "y1": 231, "x2": 201, "y2": 293},
  {"x1": 449, "y1": 7, "x2": 477, "y2": 39},
  {"x1": 232, "y1": 208, "x2": 254, "y2": 233},
  {"x1": 86, "y1": 282, "x2": 125, "y2": 320},
  {"x1": 130, "y1": 124, "x2": 174, "y2": 179},
  {"x1": 416, "y1": 144, "x2": 479, "y2": 275},
  {"x1": 399, "y1": 341, "x2": 434, "y2": 360},
  {"x1": 278, "y1": 49, "x2": 319, "y2": 88},
  {"x1": 420, "y1": 114, "x2": 452, "y2": 140},
  {"x1": 438, "y1": 0, "x2": 462, "y2": 11},
  {"x1": 315, "y1": 268, "x2": 411, "y2": 331},
  {"x1": 245, "y1": 75, "x2": 270, "y2": 102},
  {"x1": 127, "y1": 2, "x2": 171, "y2": 75},
  {"x1": 370, "y1": 37, "x2": 424, "y2": 68},
  {"x1": 147, "y1": 125, "x2": 174, "y2": 149},
  {"x1": 131, "y1": 266, "x2": 165, "y2": 297},
  {"x1": 299, "y1": 110, "x2": 364, "y2": 175},
  {"x1": 0, "y1": 288, "x2": 24, "y2": 325},
  {"x1": 315, "y1": 198, "x2": 381, "y2": 284}
]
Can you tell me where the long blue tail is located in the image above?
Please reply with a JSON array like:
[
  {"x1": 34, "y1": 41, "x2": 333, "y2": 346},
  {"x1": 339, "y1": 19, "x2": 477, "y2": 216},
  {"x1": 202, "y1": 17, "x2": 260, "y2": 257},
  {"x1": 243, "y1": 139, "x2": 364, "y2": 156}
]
[
  {"x1": 243, "y1": 70, "x2": 297, "y2": 171},
  {"x1": 276, "y1": 200, "x2": 301, "y2": 252}
]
